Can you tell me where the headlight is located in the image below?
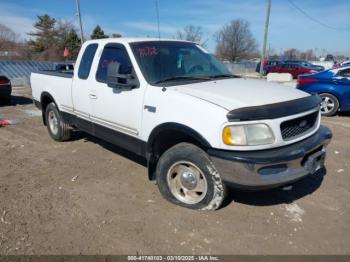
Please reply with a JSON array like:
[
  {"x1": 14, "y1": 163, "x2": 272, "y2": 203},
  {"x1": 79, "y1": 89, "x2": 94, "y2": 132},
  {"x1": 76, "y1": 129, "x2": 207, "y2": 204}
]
[{"x1": 223, "y1": 124, "x2": 275, "y2": 146}]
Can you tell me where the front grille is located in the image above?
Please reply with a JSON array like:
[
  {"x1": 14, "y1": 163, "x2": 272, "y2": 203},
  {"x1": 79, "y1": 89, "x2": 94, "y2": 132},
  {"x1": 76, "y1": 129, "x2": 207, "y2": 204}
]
[{"x1": 280, "y1": 111, "x2": 318, "y2": 140}]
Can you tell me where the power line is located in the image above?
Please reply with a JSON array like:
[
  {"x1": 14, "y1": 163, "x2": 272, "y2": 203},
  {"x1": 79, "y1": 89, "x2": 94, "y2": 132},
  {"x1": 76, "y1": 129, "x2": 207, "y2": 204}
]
[{"x1": 287, "y1": 0, "x2": 349, "y2": 31}]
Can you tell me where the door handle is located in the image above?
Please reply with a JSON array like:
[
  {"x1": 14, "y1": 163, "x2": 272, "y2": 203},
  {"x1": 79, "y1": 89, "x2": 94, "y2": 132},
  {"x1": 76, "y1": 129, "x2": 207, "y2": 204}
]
[{"x1": 89, "y1": 93, "x2": 98, "y2": 99}]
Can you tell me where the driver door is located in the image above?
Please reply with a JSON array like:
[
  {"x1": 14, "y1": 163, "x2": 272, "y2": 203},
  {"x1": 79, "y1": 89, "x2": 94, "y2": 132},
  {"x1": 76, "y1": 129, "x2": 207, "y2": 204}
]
[{"x1": 90, "y1": 43, "x2": 145, "y2": 141}]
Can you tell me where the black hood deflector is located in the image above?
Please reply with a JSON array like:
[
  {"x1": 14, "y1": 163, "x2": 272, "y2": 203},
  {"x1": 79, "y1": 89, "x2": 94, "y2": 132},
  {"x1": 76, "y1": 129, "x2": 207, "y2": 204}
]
[{"x1": 227, "y1": 94, "x2": 321, "y2": 122}]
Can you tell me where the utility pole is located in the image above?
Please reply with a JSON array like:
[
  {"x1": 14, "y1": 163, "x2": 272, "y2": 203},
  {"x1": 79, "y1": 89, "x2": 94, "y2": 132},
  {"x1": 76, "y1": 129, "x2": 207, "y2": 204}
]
[
  {"x1": 76, "y1": 0, "x2": 84, "y2": 44},
  {"x1": 260, "y1": 0, "x2": 271, "y2": 76},
  {"x1": 155, "y1": 0, "x2": 161, "y2": 39}
]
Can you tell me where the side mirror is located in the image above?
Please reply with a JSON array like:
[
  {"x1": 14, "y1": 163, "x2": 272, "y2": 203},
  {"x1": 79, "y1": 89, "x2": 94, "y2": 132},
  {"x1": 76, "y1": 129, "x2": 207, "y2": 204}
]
[{"x1": 107, "y1": 62, "x2": 138, "y2": 89}]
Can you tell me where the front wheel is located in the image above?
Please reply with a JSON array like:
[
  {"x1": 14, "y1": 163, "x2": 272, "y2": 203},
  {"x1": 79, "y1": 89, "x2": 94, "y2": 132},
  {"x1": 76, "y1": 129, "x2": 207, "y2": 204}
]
[
  {"x1": 156, "y1": 143, "x2": 226, "y2": 210},
  {"x1": 320, "y1": 93, "x2": 339, "y2": 116}
]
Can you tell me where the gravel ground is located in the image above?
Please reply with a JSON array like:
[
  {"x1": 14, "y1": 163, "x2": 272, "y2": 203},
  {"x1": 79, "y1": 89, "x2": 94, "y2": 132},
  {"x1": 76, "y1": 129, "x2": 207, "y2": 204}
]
[{"x1": 0, "y1": 87, "x2": 349, "y2": 255}]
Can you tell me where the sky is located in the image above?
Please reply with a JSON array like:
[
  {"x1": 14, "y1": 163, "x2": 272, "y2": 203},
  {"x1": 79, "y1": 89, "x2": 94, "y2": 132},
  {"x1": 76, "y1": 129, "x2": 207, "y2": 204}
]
[{"x1": 0, "y1": 0, "x2": 349, "y2": 56}]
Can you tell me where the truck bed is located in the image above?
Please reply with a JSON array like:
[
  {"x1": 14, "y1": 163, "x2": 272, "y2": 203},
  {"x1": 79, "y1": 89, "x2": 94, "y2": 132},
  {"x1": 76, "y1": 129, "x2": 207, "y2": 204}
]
[
  {"x1": 31, "y1": 70, "x2": 74, "y2": 112},
  {"x1": 36, "y1": 70, "x2": 74, "y2": 78}
]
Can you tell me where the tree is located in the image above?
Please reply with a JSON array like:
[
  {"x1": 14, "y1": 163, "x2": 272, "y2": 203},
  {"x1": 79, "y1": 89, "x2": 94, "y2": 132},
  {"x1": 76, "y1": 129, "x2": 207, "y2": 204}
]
[
  {"x1": 90, "y1": 25, "x2": 108, "y2": 39},
  {"x1": 0, "y1": 24, "x2": 19, "y2": 50},
  {"x1": 176, "y1": 25, "x2": 207, "y2": 46},
  {"x1": 111, "y1": 33, "x2": 122, "y2": 38},
  {"x1": 283, "y1": 48, "x2": 299, "y2": 60},
  {"x1": 300, "y1": 49, "x2": 316, "y2": 61},
  {"x1": 27, "y1": 14, "x2": 57, "y2": 52},
  {"x1": 64, "y1": 29, "x2": 81, "y2": 60},
  {"x1": 56, "y1": 21, "x2": 81, "y2": 60},
  {"x1": 215, "y1": 19, "x2": 258, "y2": 61},
  {"x1": 26, "y1": 16, "x2": 81, "y2": 61}
]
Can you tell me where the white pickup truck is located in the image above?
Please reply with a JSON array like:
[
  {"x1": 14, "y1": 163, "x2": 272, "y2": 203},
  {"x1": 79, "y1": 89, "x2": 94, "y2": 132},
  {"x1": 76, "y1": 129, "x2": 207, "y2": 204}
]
[{"x1": 31, "y1": 38, "x2": 332, "y2": 210}]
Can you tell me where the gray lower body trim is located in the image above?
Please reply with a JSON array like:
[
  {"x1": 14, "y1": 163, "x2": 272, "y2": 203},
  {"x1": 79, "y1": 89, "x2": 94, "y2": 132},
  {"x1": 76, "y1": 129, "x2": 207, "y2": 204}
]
[{"x1": 60, "y1": 111, "x2": 147, "y2": 157}]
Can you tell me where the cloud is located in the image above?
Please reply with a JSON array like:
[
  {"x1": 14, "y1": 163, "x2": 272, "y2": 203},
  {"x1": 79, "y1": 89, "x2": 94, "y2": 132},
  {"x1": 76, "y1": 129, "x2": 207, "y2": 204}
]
[
  {"x1": 0, "y1": 3, "x2": 37, "y2": 39},
  {"x1": 0, "y1": 14, "x2": 34, "y2": 40}
]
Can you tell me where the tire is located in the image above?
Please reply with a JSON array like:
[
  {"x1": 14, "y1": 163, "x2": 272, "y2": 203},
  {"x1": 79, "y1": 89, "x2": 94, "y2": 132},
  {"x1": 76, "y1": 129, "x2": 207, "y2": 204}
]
[
  {"x1": 5, "y1": 95, "x2": 11, "y2": 105},
  {"x1": 319, "y1": 93, "x2": 339, "y2": 116},
  {"x1": 0, "y1": 95, "x2": 11, "y2": 105},
  {"x1": 156, "y1": 142, "x2": 226, "y2": 210},
  {"x1": 45, "y1": 102, "x2": 71, "y2": 141}
]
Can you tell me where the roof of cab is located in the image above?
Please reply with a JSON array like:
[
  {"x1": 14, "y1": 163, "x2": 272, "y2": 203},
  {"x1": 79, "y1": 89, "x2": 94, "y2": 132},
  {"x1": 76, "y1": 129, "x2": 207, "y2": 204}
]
[{"x1": 83, "y1": 37, "x2": 193, "y2": 45}]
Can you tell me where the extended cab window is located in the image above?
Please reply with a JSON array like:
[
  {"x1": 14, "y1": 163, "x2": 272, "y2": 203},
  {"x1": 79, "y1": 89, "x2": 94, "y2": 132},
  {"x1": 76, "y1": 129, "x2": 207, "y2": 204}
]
[
  {"x1": 96, "y1": 44, "x2": 133, "y2": 83},
  {"x1": 78, "y1": 44, "x2": 98, "y2": 79}
]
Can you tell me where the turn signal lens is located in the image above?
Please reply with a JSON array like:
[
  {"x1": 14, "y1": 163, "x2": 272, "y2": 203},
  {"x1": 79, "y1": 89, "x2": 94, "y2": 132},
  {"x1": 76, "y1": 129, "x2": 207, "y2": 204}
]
[
  {"x1": 223, "y1": 126, "x2": 247, "y2": 145},
  {"x1": 223, "y1": 124, "x2": 274, "y2": 146}
]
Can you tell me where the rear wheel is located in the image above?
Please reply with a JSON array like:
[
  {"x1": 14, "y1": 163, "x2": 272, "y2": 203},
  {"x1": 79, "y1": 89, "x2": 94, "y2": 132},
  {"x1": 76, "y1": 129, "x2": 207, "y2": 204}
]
[
  {"x1": 156, "y1": 143, "x2": 226, "y2": 210},
  {"x1": 45, "y1": 102, "x2": 71, "y2": 141},
  {"x1": 320, "y1": 93, "x2": 339, "y2": 116}
]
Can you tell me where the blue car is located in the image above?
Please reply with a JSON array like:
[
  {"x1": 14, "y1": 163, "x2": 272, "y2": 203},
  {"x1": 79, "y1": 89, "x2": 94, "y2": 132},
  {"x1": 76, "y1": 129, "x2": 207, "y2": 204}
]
[{"x1": 297, "y1": 66, "x2": 350, "y2": 116}]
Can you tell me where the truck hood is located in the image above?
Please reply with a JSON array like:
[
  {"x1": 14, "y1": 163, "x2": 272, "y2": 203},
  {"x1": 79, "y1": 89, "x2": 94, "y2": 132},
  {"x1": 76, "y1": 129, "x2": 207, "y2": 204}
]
[{"x1": 172, "y1": 78, "x2": 309, "y2": 111}]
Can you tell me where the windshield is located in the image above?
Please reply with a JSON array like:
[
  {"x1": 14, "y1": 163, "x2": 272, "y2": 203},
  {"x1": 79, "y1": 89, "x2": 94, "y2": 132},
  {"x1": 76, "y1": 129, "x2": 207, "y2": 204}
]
[{"x1": 130, "y1": 41, "x2": 232, "y2": 85}]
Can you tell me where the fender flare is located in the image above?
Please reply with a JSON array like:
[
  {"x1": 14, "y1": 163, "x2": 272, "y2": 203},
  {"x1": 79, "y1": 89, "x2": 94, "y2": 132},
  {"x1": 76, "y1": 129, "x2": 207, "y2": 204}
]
[
  {"x1": 146, "y1": 122, "x2": 212, "y2": 180},
  {"x1": 40, "y1": 91, "x2": 57, "y2": 106},
  {"x1": 146, "y1": 122, "x2": 212, "y2": 155}
]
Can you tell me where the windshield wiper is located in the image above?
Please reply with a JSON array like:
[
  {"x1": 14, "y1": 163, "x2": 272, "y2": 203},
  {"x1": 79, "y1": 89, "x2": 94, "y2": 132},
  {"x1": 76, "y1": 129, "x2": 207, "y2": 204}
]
[
  {"x1": 154, "y1": 76, "x2": 211, "y2": 84},
  {"x1": 209, "y1": 74, "x2": 236, "y2": 79}
]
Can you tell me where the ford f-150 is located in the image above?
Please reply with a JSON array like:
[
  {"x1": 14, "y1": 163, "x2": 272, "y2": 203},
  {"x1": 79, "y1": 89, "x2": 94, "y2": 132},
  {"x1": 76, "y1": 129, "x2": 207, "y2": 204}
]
[{"x1": 31, "y1": 38, "x2": 332, "y2": 210}]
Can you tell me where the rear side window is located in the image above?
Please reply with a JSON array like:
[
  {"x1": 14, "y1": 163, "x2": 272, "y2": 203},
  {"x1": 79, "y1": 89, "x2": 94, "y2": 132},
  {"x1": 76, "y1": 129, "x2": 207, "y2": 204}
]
[
  {"x1": 78, "y1": 44, "x2": 98, "y2": 79},
  {"x1": 96, "y1": 44, "x2": 133, "y2": 83}
]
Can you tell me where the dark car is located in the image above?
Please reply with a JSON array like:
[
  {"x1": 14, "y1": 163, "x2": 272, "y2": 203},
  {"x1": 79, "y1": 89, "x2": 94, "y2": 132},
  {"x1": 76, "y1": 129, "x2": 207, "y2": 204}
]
[
  {"x1": 297, "y1": 66, "x2": 350, "y2": 116},
  {"x1": 255, "y1": 60, "x2": 282, "y2": 74},
  {"x1": 268, "y1": 63, "x2": 318, "y2": 78},
  {"x1": 285, "y1": 60, "x2": 325, "y2": 72},
  {"x1": 53, "y1": 63, "x2": 74, "y2": 72},
  {"x1": 0, "y1": 75, "x2": 11, "y2": 104}
]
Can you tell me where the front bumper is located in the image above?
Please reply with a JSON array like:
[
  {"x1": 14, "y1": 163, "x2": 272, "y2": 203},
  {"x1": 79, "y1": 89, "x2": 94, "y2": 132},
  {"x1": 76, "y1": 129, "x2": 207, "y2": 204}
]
[{"x1": 208, "y1": 125, "x2": 332, "y2": 190}]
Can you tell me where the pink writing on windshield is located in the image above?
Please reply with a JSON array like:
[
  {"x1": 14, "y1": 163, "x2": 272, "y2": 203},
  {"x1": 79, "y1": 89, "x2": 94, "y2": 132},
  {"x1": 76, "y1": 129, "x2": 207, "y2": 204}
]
[{"x1": 138, "y1": 47, "x2": 158, "y2": 58}]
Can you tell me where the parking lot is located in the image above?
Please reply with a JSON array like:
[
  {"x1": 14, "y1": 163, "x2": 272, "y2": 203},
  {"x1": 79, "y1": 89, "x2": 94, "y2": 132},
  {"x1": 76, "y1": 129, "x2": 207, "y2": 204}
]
[{"x1": 0, "y1": 86, "x2": 349, "y2": 255}]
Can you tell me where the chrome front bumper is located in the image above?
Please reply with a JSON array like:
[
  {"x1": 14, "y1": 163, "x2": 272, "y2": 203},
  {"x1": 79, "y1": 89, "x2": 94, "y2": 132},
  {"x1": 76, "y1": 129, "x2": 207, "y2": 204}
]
[{"x1": 208, "y1": 125, "x2": 332, "y2": 190}]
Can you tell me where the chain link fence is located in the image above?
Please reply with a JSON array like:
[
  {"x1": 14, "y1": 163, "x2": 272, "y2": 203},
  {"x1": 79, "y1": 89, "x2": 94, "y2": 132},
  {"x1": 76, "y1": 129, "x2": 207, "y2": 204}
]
[
  {"x1": 0, "y1": 61, "x2": 59, "y2": 87},
  {"x1": 224, "y1": 61, "x2": 258, "y2": 75}
]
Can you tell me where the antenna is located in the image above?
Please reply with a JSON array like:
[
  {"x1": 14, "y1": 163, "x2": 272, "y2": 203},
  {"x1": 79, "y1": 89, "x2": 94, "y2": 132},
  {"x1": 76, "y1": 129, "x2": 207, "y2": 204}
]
[{"x1": 155, "y1": 0, "x2": 161, "y2": 39}]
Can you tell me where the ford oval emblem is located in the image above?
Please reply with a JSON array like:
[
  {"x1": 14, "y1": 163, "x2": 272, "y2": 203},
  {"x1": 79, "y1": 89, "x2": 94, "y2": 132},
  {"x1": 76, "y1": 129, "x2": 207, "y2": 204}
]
[{"x1": 299, "y1": 120, "x2": 308, "y2": 128}]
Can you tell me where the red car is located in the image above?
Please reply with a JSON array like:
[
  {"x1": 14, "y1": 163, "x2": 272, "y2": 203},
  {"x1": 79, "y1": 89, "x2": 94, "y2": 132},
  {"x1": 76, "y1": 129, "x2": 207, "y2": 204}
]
[{"x1": 267, "y1": 63, "x2": 317, "y2": 78}]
